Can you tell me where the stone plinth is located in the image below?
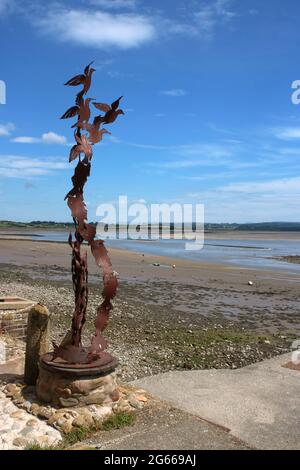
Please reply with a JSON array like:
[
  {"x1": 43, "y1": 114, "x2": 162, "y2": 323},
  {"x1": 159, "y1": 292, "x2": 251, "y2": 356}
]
[
  {"x1": 0, "y1": 297, "x2": 33, "y2": 341},
  {"x1": 36, "y1": 357, "x2": 119, "y2": 408},
  {"x1": 24, "y1": 304, "x2": 51, "y2": 386},
  {"x1": 0, "y1": 297, "x2": 33, "y2": 311}
]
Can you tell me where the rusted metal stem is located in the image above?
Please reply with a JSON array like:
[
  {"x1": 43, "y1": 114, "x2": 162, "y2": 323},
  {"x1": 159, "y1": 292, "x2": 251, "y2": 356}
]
[{"x1": 52, "y1": 63, "x2": 124, "y2": 364}]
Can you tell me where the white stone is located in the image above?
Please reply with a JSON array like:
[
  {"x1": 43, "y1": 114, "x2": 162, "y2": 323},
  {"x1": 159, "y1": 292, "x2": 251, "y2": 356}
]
[
  {"x1": 11, "y1": 422, "x2": 23, "y2": 431},
  {"x1": 0, "y1": 389, "x2": 63, "y2": 450},
  {"x1": 88, "y1": 405, "x2": 112, "y2": 422}
]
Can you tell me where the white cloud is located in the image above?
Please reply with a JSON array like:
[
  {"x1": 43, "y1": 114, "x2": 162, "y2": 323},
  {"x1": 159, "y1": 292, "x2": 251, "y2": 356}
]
[
  {"x1": 37, "y1": 8, "x2": 156, "y2": 49},
  {"x1": 41, "y1": 132, "x2": 67, "y2": 145},
  {"x1": 130, "y1": 142, "x2": 230, "y2": 157},
  {"x1": 161, "y1": 89, "x2": 187, "y2": 97},
  {"x1": 0, "y1": 122, "x2": 15, "y2": 136},
  {"x1": 184, "y1": 175, "x2": 300, "y2": 222},
  {"x1": 0, "y1": 168, "x2": 49, "y2": 178},
  {"x1": 12, "y1": 131, "x2": 67, "y2": 145},
  {"x1": 177, "y1": 143, "x2": 232, "y2": 158},
  {"x1": 160, "y1": 160, "x2": 204, "y2": 169},
  {"x1": 31, "y1": 1, "x2": 238, "y2": 51},
  {"x1": 0, "y1": 155, "x2": 68, "y2": 178},
  {"x1": 220, "y1": 176, "x2": 300, "y2": 194},
  {"x1": 279, "y1": 147, "x2": 300, "y2": 156},
  {"x1": 193, "y1": 0, "x2": 236, "y2": 39},
  {"x1": 151, "y1": 1, "x2": 236, "y2": 41},
  {"x1": 13, "y1": 137, "x2": 39, "y2": 144},
  {"x1": 0, "y1": 0, "x2": 13, "y2": 15},
  {"x1": 273, "y1": 127, "x2": 300, "y2": 140},
  {"x1": 89, "y1": 0, "x2": 137, "y2": 9},
  {"x1": 142, "y1": 143, "x2": 239, "y2": 170}
]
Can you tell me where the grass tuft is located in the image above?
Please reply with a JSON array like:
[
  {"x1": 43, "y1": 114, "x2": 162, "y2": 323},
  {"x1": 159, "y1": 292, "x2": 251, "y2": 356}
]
[
  {"x1": 102, "y1": 411, "x2": 136, "y2": 431},
  {"x1": 25, "y1": 443, "x2": 59, "y2": 451},
  {"x1": 64, "y1": 426, "x2": 91, "y2": 446}
]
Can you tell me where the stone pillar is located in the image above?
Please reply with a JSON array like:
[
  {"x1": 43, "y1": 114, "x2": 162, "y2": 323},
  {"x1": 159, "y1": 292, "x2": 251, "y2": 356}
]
[
  {"x1": 24, "y1": 304, "x2": 51, "y2": 386},
  {"x1": 36, "y1": 362, "x2": 119, "y2": 407}
]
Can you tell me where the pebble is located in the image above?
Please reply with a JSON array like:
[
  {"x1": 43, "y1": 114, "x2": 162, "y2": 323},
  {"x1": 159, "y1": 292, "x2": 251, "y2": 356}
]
[
  {"x1": 22, "y1": 401, "x2": 32, "y2": 412},
  {"x1": 36, "y1": 406, "x2": 52, "y2": 420},
  {"x1": 88, "y1": 405, "x2": 112, "y2": 422},
  {"x1": 26, "y1": 419, "x2": 39, "y2": 428},
  {"x1": 73, "y1": 414, "x2": 94, "y2": 429},
  {"x1": 10, "y1": 410, "x2": 25, "y2": 419},
  {"x1": 136, "y1": 395, "x2": 148, "y2": 403},
  {"x1": 129, "y1": 398, "x2": 144, "y2": 409},
  {"x1": 13, "y1": 437, "x2": 28, "y2": 447},
  {"x1": 0, "y1": 390, "x2": 62, "y2": 449},
  {"x1": 36, "y1": 435, "x2": 50, "y2": 446}
]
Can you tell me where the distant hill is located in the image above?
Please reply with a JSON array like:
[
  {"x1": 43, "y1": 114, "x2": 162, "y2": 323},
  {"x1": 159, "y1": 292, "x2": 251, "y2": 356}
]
[
  {"x1": 202, "y1": 222, "x2": 300, "y2": 232},
  {"x1": 234, "y1": 222, "x2": 300, "y2": 232},
  {"x1": 1, "y1": 220, "x2": 300, "y2": 232},
  {"x1": 0, "y1": 220, "x2": 74, "y2": 229}
]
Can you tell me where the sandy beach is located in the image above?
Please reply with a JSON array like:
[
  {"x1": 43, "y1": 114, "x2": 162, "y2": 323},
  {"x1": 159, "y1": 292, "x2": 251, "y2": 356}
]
[{"x1": 0, "y1": 236, "x2": 298, "y2": 381}]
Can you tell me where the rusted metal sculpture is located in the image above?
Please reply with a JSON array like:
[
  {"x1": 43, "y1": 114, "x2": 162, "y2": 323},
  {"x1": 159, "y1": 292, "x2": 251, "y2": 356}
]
[{"x1": 42, "y1": 62, "x2": 124, "y2": 369}]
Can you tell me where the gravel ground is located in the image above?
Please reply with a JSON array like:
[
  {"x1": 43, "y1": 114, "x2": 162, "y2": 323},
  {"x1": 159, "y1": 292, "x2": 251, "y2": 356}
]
[{"x1": 0, "y1": 263, "x2": 293, "y2": 382}]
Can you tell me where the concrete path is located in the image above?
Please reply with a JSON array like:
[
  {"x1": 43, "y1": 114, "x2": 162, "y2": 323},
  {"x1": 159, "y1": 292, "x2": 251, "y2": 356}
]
[
  {"x1": 133, "y1": 353, "x2": 300, "y2": 450},
  {"x1": 83, "y1": 397, "x2": 249, "y2": 450}
]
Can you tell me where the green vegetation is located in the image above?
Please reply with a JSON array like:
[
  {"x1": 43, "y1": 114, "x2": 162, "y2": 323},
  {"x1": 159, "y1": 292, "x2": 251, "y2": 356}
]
[
  {"x1": 205, "y1": 222, "x2": 300, "y2": 232},
  {"x1": 236, "y1": 222, "x2": 300, "y2": 231},
  {"x1": 64, "y1": 426, "x2": 91, "y2": 446},
  {"x1": 144, "y1": 324, "x2": 292, "y2": 370},
  {"x1": 25, "y1": 443, "x2": 60, "y2": 451},
  {"x1": 25, "y1": 412, "x2": 136, "y2": 450},
  {"x1": 102, "y1": 411, "x2": 136, "y2": 431},
  {"x1": 0, "y1": 220, "x2": 74, "y2": 229}
]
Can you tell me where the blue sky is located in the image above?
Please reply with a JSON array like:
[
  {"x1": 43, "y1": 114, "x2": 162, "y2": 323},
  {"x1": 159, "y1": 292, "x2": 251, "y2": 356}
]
[{"x1": 1, "y1": 0, "x2": 300, "y2": 223}]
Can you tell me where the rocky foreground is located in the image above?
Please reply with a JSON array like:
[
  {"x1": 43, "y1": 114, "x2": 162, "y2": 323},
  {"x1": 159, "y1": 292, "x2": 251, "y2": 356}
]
[
  {"x1": 0, "y1": 389, "x2": 62, "y2": 449},
  {"x1": 0, "y1": 262, "x2": 294, "y2": 382}
]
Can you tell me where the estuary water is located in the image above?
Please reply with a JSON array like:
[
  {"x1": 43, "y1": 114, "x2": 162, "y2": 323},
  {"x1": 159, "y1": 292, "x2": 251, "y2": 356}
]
[{"x1": 2, "y1": 230, "x2": 300, "y2": 273}]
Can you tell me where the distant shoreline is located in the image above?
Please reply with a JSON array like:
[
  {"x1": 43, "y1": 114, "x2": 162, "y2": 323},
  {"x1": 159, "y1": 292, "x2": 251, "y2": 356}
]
[
  {"x1": 276, "y1": 256, "x2": 300, "y2": 265},
  {"x1": 1, "y1": 221, "x2": 300, "y2": 233},
  {"x1": 1, "y1": 227, "x2": 300, "y2": 243}
]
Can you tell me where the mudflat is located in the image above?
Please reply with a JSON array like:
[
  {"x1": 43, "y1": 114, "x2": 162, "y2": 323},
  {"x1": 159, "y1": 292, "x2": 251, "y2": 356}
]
[{"x1": 0, "y1": 237, "x2": 298, "y2": 381}]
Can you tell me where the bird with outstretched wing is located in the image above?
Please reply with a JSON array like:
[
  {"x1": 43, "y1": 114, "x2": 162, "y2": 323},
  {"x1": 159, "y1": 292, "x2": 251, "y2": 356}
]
[
  {"x1": 93, "y1": 96, "x2": 125, "y2": 124},
  {"x1": 64, "y1": 61, "x2": 95, "y2": 95}
]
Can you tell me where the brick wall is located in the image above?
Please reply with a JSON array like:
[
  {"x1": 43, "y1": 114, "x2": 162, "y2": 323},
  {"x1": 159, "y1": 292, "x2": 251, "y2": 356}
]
[{"x1": 0, "y1": 309, "x2": 29, "y2": 341}]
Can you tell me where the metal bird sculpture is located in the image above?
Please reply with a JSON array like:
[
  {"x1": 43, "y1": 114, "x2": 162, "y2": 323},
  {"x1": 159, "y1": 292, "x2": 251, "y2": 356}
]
[
  {"x1": 64, "y1": 61, "x2": 95, "y2": 95},
  {"x1": 69, "y1": 131, "x2": 93, "y2": 162},
  {"x1": 83, "y1": 116, "x2": 111, "y2": 144},
  {"x1": 93, "y1": 96, "x2": 124, "y2": 124},
  {"x1": 60, "y1": 97, "x2": 93, "y2": 128},
  {"x1": 50, "y1": 63, "x2": 124, "y2": 366}
]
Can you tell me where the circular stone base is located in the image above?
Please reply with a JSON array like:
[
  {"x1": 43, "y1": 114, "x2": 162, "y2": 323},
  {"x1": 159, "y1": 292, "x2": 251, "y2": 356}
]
[
  {"x1": 40, "y1": 351, "x2": 118, "y2": 376},
  {"x1": 36, "y1": 354, "x2": 119, "y2": 408}
]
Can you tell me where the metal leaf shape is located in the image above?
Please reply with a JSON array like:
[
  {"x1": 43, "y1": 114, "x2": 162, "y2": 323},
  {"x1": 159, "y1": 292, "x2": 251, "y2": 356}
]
[
  {"x1": 69, "y1": 144, "x2": 82, "y2": 162},
  {"x1": 79, "y1": 223, "x2": 96, "y2": 244},
  {"x1": 67, "y1": 194, "x2": 87, "y2": 222}
]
